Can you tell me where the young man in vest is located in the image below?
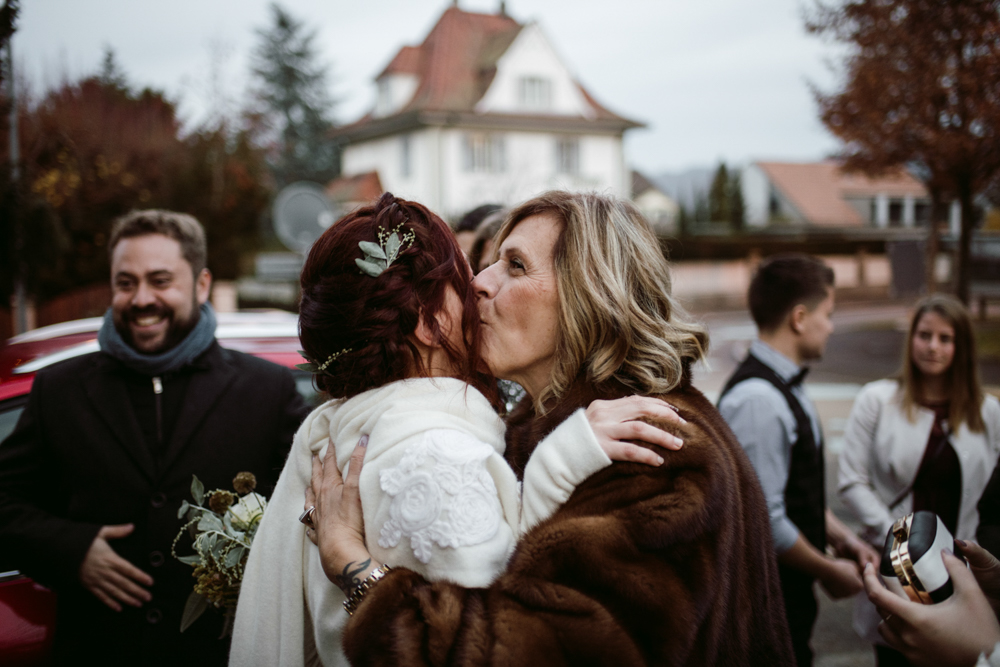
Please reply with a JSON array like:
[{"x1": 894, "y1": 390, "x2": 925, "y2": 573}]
[{"x1": 718, "y1": 254, "x2": 879, "y2": 667}]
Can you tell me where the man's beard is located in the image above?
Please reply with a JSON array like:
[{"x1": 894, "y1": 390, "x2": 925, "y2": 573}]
[{"x1": 113, "y1": 301, "x2": 200, "y2": 355}]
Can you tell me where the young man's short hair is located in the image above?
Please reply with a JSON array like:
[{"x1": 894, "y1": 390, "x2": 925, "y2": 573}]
[
  {"x1": 108, "y1": 210, "x2": 208, "y2": 275},
  {"x1": 748, "y1": 254, "x2": 834, "y2": 332}
]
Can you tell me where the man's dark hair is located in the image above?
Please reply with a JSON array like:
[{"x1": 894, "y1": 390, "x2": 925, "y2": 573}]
[
  {"x1": 748, "y1": 254, "x2": 834, "y2": 332},
  {"x1": 109, "y1": 209, "x2": 208, "y2": 275},
  {"x1": 455, "y1": 203, "x2": 502, "y2": 233}
]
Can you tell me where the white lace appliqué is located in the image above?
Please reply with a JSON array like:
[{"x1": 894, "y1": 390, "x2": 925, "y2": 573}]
[{"x1": 378, "y1": 430, "x2": 502, "y2": 563}]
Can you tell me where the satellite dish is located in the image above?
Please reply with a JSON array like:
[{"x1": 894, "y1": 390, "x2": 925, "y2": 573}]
[{"x1": 272, "y1": 182, "x2": 338, "y2": 253}]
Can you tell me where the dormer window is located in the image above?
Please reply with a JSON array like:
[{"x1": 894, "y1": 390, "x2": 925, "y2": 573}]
[
  {"x1": 519, "y1": 76, "x2": 552, "y2": 111},
  {"x1": 377, "y1": 79, "x2": 392, "y2": 116}
]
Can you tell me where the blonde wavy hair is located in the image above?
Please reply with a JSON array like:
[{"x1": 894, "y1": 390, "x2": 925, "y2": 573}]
[{"x1": 495, "y1": 191, "x2": 709, "y2": 412}]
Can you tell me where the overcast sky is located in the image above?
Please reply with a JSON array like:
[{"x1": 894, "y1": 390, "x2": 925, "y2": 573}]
[{"x1": 13, "y1": 0, "x2": 850, "y2": 174}]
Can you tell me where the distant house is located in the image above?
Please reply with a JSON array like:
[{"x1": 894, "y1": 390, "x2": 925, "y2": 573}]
[
  {"x1": 742, "y1": 161, "x2": 959, "y2": 231},
  {"x1": 330, "y1": 5, "x2": 643, "y2": 219},
  {"x1": 326, "y1": 171, "x2": 384, "y2": 214},
  {"x1": 631, "y1": 170, "x2": 678, "y2": 235}
]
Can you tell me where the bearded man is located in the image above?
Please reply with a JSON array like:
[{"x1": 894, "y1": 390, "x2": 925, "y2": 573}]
[{"x1": 0, "y1": 210, "x2": 310, "y2": 665}]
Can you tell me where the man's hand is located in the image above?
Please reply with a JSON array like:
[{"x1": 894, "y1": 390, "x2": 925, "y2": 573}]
[
  {"x1": 79, "y1": 523, "x2": 153, "y2": 612},
  {"x1": 864, "y1": 553, "x2": 1000, "y2": 666},
  {"x1": 819, "y1": 557, "x2": 865, "y2": 599},
  {"x1": 839, "y1": 536, "x2": 881, "y2": 571}
]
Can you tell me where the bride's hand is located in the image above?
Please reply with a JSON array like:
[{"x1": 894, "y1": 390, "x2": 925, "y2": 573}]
[
  {"x1": 304, "y1": 436, "x2": 380, "y2": 593},
  {"x1": 586, "y1": 396, "x2": 687, "y2": 467}
]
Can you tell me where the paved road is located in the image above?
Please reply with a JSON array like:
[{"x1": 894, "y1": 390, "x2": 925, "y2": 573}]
[{"x1": 686, "y1": 302, "x2": 922, "y2": 667}]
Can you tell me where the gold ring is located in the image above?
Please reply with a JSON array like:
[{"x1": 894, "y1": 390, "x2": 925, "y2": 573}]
[{"x1": 298, "y1": 506, "x2": 316, "y2": 528}]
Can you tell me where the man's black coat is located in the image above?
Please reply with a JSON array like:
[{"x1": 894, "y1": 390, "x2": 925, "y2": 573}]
[{"x1": 0, "y1": 342, "x2": 310, "y2": 665}]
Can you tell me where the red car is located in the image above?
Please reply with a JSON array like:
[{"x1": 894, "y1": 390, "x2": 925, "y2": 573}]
[{"x1": 0, "y1": 312, "x2": 313, "y2": 666}]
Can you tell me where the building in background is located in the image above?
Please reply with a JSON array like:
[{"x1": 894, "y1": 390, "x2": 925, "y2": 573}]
[
  {"x1": 330, "y1": 5, "x2": 643, "y2": 219},
  {"x1": 631, "y1": 170, "x2": 679, "y2": 235},
  {"x1": 742, "y1": 161, "x2": 960, "y2": 232},
  {"x1": 325, "y1": 171, "x2": 384, "y2": 214}
]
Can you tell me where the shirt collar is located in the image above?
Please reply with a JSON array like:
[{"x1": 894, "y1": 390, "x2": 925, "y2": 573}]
[{"x1": 749, "y1": 339, "x2": 807, "y2": 384}]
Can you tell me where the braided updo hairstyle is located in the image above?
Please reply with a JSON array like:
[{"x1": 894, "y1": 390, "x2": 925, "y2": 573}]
[{"x1": 299, "y1": 192, "x2": 492, "y2": 401}]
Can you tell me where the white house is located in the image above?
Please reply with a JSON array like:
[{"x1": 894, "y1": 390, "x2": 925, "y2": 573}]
[
  {"x1": 742, "y1": 161, "x2": 960, "y2": 232},
  {"x1": 631, "y1": 170, "x2": 678, "y2": 235},
  {"x1": 330, "y1": 5, "x2": 643, "y2": 220}
]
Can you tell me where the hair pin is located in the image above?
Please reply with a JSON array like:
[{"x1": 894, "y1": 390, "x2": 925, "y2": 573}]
[
  {"x1": 356, "y1": 223, "x2": 416, "y2": 277},
  {"x1": 296, "y1": 348, "x2": 352, "y2": 375}
]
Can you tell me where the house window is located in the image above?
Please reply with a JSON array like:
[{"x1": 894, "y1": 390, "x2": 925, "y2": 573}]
[
  {"x1": 463, "y1": 134, "x2": 506, "y2": 173},
  {"x1": 889, "y1": 200, "x2": 903, "y2": 226},
  {"x1": 555, "y1": 137, "x2": 580, "y2": 175},
  {"x1": 377, "y1": 79, "x2": 391, "y2": 115},
  {"x1": 519, "y1": 76, "x2": 552, "y2": 110},
  {"x1": 400, "y1": 135, "x2": 412, "y2": 178},
  {"x1": 914, "y1": 202, "x2": 930, "y2": 225}
]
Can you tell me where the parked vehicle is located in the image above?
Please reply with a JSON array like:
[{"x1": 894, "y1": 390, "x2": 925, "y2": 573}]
[{"x1": 0, "y1": 312, "x2": 313, "y2": 666}]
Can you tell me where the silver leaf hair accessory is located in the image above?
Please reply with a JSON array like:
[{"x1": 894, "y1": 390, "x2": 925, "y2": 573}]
[{"x1": 356, "y1": 223, "x2": 416, "y2": 277}]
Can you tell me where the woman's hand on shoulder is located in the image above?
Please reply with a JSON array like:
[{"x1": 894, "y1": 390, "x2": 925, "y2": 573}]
[
  {"x1": 304, "y1": 436, "x2": 379, "y2": 593},
  {"x1": 585, "y1": 396, "x2": 686, "y2": 467}
]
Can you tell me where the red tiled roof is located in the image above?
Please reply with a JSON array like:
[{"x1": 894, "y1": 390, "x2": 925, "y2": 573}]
[
  {"x1": 325, "y1": 171, "x2": 383, "y2": 204},
  {"x1": 380, "y1": 46, "x2": 422, "y2": 77},
  {"x1": 757, "y1": 161, "x2": 927, "y2": 227},
  {"x1": 370, "y1": 6, "x2": 632, "y2": 122}
]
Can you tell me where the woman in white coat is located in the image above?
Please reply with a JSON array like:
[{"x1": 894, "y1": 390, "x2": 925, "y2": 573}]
[{"x1": 839, "y1": 294, "x2": 1000, "y2": 666}]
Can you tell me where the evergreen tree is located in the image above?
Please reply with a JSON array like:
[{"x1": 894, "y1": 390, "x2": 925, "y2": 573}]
[
  {"x1": 250, "y1": 3, "x2": 338, "y2": 186},
  {"x1": 728, "y1": 170, "x2": 745, "y2": 231},
  {"x1": 97, "y1": 46, "x2": 128, "y2": 92},
  {"x1": 708, "y1": 163, "x2": 731, "y2": 223}
]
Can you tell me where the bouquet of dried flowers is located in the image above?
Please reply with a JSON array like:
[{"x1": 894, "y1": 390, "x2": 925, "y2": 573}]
[{"x1": 172, "y1": 471, "x2": 267, "y2": 635}]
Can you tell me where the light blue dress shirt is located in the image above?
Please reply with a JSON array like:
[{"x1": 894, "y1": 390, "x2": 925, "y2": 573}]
[{"x1": 717, "y1": 340, "x2": 823, "y2": 554}]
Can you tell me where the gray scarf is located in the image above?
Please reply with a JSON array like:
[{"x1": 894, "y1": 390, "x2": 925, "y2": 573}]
[{"x1": 97, "y1": 303, "x2": 218, "y2": 376}]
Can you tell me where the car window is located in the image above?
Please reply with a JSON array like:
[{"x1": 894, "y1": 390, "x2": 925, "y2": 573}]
[{"x1": 0, "y1": 396, "x2": 28, "y2": 447}]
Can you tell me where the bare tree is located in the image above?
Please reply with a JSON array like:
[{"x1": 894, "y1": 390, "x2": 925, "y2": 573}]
[{"x1": 807, "y1": 0, "x2": 1000, "y2": 301}]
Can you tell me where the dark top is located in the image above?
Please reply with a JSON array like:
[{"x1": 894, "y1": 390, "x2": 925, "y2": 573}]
[
  {"x1": 719, "y1": 353, "x2": 827, "y2": 554},
  {"x1": 912, "y1": 401, "x2": 962, "y2": 536},
  {"x1": 0, "y1": 343, "x2": 310, "y2": 666}
]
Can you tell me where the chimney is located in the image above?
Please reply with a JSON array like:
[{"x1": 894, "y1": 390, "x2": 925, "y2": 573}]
[{"x1": 499, "y1": 1, "x2": 507, "y2": 15}]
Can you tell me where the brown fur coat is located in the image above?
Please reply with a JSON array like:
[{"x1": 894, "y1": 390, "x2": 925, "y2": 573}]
[{"x1": 342, "y1": 376, "x2": 794, "y2": 666}]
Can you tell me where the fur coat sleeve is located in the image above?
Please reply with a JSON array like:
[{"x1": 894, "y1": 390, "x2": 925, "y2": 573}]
[{"x1": 341, "y1": 379, "x2": 794, "y2": 666}]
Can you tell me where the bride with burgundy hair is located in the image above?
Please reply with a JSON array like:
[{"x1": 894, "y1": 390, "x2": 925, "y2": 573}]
[{"x1": 230, "y1": 193, "x2": 682, "y2": 666}]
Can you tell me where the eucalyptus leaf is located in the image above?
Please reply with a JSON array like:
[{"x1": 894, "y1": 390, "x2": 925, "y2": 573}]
[
  {"x1": 180, "y1": 591, "x2": 209, "y2": 632},
  {"x1": 358, "y1": 241, "x2": 386, "y2": 260},
  {"x1": 212, "y1": 537, "x2": 227, "y2": 558},
  {"x1": 385, "y1": 232, "x2": 401, "y2": 261},
  {"x1": 198, "y1": 513, "x2": 224, "y2": 533},
  {"x1": 222, "y1": 512, "x2": 234, "y2": 535},
  {"x1": 295, "y1": 362, "x2": 319, "y2": 372},
  {"x1": 224, "y1": 545, "x2": 245, "y2": 568},
  {"x1": 177, "y1": 555, "x2": 201, "y2": 566},
  {"x1": 356, "y1": 258, "x2": 385, "y2": 277},
  {"x1": 177, "y1": 500, "x2": 190, "y2": 520},
  {"x1": 191, "y1": 476, "x2": 205, "y2": 505}
]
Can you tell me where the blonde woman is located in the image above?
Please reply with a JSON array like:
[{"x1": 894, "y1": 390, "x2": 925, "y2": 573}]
[
  {"x1": 307, "y1": 191, "x2": 795, "y2": 666},
  {"x1": 838, "y1": 294, "x2": 1000, "y2": 665},
  {"x1": 230, "y1": 194, "x2": 681, "y2": 667}
]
